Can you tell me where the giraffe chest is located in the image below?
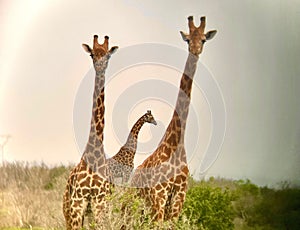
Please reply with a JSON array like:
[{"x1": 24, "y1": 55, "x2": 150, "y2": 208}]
[{"x1": 71, "y1": 170, "x2": 110, "y2": 199}]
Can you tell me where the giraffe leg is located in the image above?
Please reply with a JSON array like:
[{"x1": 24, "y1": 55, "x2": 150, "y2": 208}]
[
  {"x1": 69, "y1": 198, "x2": 87, "y2": 230},
  {"x1": 63, "y1": 187, "x2": 73, "y2": 230},
  {"x1": 170, "y1": 190, "x2": 186, "y2": 220},
  {"x1": 90, "y1": 194, "x2": 108, "y2": 229},
  {"x1": 150, "y1": 186, "x2": 168, "y2": 223},
  {"x1": 168, "y1": 176, "x2": 188, "y2": 220}
]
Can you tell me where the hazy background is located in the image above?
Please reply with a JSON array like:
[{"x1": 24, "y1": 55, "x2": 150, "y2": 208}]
[{"x1": 1, "y1": 0, "x2": 299, "y2": 187}]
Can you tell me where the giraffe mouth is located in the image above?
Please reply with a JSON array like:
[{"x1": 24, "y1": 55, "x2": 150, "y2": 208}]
[{"x1": 152, "y1": 120, "x2": 157, "y2": 125}]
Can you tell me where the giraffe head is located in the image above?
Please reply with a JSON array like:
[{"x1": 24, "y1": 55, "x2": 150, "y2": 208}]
[
  {"x1": 82, "y1": 35, "x2": 118, "y2": 72},
  {"x1": 143, "y1": 110, "x2": 157, "y2": 125},
  {"x1": 180, "y1": 16, "x2": 217, "y2": 56}
]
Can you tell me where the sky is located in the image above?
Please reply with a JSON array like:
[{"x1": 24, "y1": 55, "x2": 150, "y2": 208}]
[{"x1": 1, "y1": 0, "x2": 300, "y2": 187}]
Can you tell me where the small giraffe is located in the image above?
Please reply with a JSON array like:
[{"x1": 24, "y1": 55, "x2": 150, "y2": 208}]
[
  {"x1": 131, "y1": 16, "x2": 217, "y2": 222},
  {"x1": 108, "y1": 110, "x2": 157, "y2": 185},
  {"x1": 63, "y1": 35, "x2": 118, "y2": 230}
]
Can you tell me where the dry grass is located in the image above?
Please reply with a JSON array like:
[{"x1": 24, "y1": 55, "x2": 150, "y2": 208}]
[
  {"x1": 0, "y1": 162, "x2": 234, "y2": 230},
  {"x1": 0, "y1": 162, "x2": 70, "y2": 229},
  {"x1": 0, "y1": 162, "x2": 175, "y2": 229}
]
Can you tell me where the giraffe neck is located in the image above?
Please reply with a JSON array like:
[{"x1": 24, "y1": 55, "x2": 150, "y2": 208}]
[
  {"x1": 123, "y1": 116, "x2": 147, "y2": 152},
  {"x1": 83, "y1": 54, "x2": 110, "y2": 176},
  {"x1": 91, "y1": 72, "x2": 105, "y2": 142},
  {"x1": 130, "y1": 53, "x2": 199, "y2": 188},
  {"x1": 164, "y1": 52, "x2": 199, "y2": 144}
]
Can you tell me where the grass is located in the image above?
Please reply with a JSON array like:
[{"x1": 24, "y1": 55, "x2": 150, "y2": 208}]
[
  {"x1": 1, "y1": 162, "x2": 299, "y2": 229},
  {"x1": 0, "y1": 162, "x2": 70, "y2": 229},
  {"x1": 0, "y1": 228, "x2": 44, "y2": 230}
]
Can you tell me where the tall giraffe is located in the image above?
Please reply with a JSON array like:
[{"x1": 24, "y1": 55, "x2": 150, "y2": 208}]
[
  {"x1": 108, "y1": 110, "x2": 157, "y2": 185},
  {"x1": 63, "y1": 35, "x2": 118, "y2": 230},
  {"x1": 131, "y1": 16, "x2": 217, "y2": 222}
]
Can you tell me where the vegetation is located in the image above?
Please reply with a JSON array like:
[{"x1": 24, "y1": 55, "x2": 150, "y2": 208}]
[
  {"x1": 181, "y1": 181, "x2": 235, "y2": 229},
  {"x1": 0, "y1": 162, "x2": 71, "y2": 229},
  {"x1": 0, "y1": 162, "x2": 299, "y2": 229}
]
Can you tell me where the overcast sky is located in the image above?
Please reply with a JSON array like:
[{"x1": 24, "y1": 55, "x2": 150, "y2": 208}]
[{"x1": 1, "y1": 0, "x2": 299, "y2": 187}]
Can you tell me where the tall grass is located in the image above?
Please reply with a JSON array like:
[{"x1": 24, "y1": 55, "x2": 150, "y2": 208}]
[
  {"x1": 0, "y1": 162, "x2": 229, "y2": 229},
  {"x1": 1, "y1": 162, "x2": 298, "y2": 229},
  {"x1": 0, "y1": 162, "x2": 71, "y2": 229}
]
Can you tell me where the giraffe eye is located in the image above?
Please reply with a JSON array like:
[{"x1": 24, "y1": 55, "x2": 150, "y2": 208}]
[
  {"x1": 202, "y1": 39, "x2": 206, "y2": 44},
  {"x1": 90, "y1": 54, "x2": 94, "y2": 58}
]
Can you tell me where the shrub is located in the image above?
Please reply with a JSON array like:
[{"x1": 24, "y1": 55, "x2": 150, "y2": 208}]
[
  {"x1": 104, "y1": 186, "x2": 152, "y2": 229},
  {"x1": 181, "y1": 182, "x2": 235, "y2": 229},
  {"x1": 248, "y1": 186, "x2": 300, "y2": 229}
]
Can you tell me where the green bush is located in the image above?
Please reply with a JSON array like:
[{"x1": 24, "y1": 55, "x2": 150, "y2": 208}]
[
  {"x1": 233, "y1": 179, "x2": 260, "y2": 223},
  {"x1": 248, "y1": 186, "x2": 300, "y2": 229},
  {"x1": 181, "y1": 182, "x2": 235, "y2": 229}
]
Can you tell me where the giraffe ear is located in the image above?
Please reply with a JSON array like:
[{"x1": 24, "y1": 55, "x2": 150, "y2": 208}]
[
  {"x1": 82, "y1": 44, "x2": 92, "y2": 53},
  {"x1": 205, "y1": 30, "x2": 217, "y2": 41},
  {"x1": 180, "y1": 31, "x2": 190, "y2": 42},
  {"x1": 109, "y1": 46, "x2": 119, "y2": 55}
]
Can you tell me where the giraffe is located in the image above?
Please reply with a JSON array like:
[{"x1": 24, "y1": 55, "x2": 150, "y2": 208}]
[
  {"x1": 107, "y1": 110, "x2": 157, "y2": 185},
  {"x1": 131, "y1": 16, "x2": 217, "y2": 222},
  {"x1": 63, "y1": 35, "x2": 118, "y2": 230}
]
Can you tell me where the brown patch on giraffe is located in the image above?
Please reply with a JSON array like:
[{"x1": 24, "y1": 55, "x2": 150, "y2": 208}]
[
  {"x1": 160, "y1": 152, "x2": 169, "y2": 162},
  {"x1": 96, "y1": 97, "x2": 101, "y2": 106},
  {"x1": 95, "y1": 123, "x2": 101, "y2": 135},
  {"x1": 77, "y1": 172, "x2": 87, "y2": 181},
  {"x1": 80, "y1": 178, "x2": 90, "y2": 187},
  {"x1": 167, "y1": 133, "x2": 177, "y2": 146},
  {"x1": 94, "y1": 150, "x2": 100, "y2": 158}
]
